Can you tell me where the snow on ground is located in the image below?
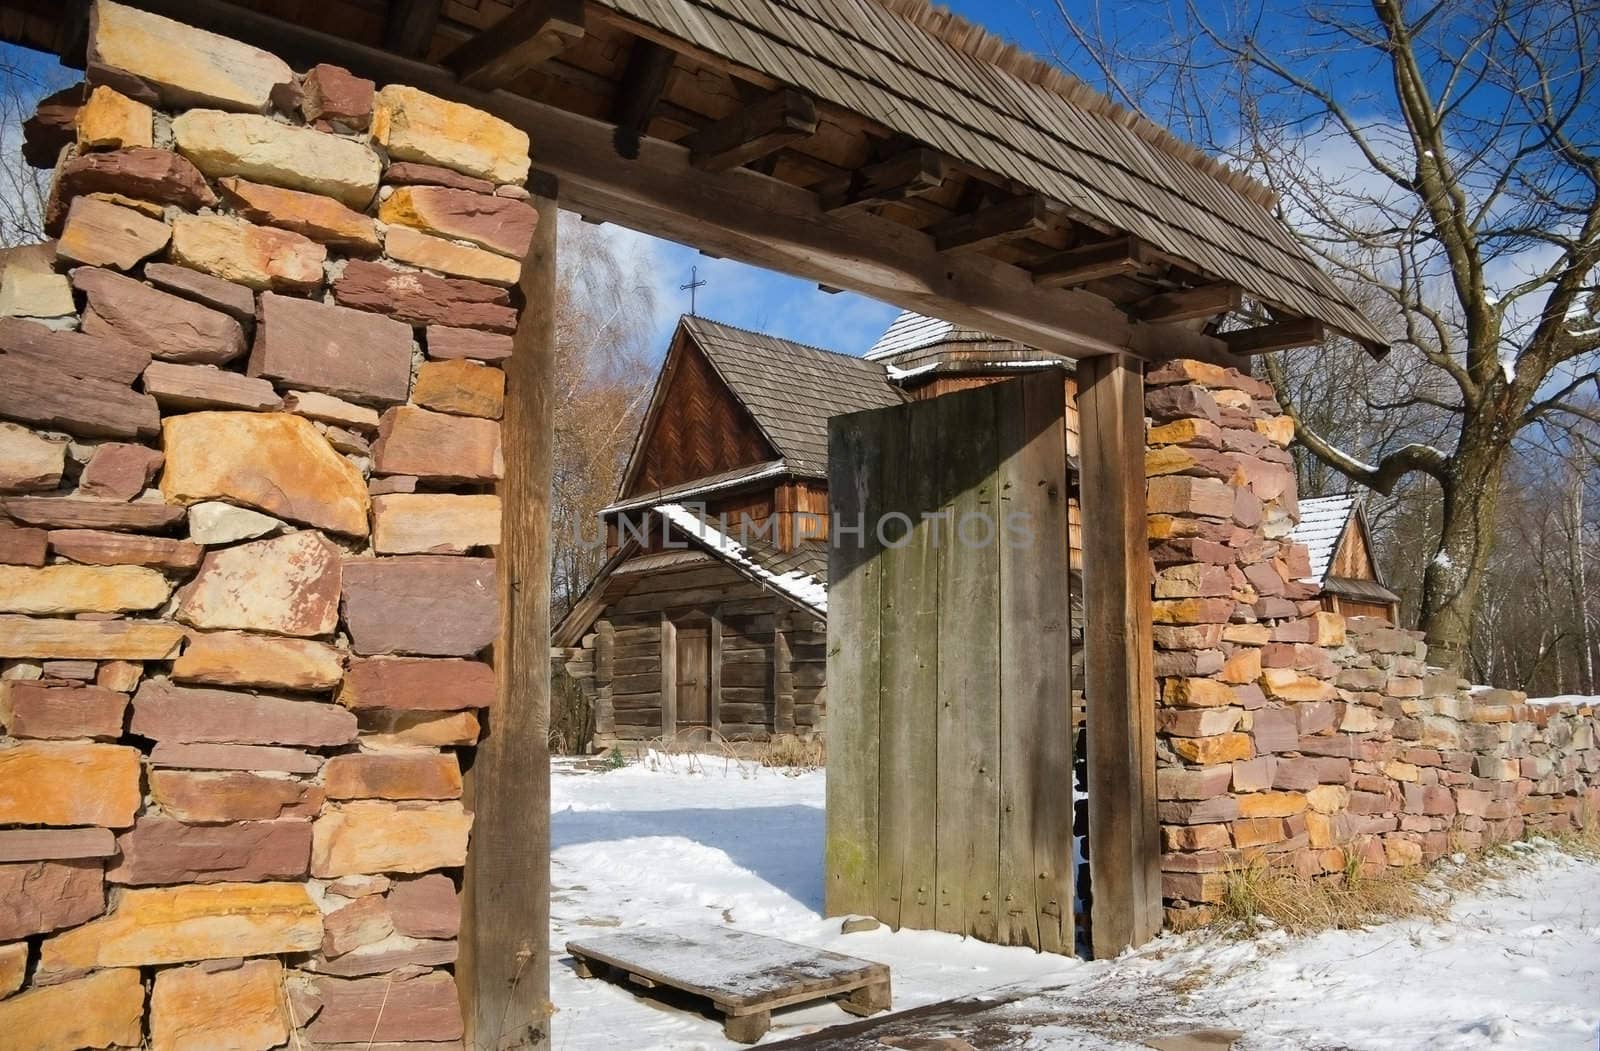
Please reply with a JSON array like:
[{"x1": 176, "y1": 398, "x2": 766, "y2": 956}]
[{"x1": 548, "y1": 756, "x2": 1600, "y2": 1050}]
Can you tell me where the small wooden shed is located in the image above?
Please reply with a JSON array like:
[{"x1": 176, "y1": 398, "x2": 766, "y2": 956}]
[{"x1": 1290, "y1": 494, "x2": 1400, "y2": 623}]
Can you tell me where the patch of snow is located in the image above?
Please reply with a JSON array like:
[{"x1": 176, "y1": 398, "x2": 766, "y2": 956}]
[
  {"x1": 884, "y1": 361, "x2": 937, "y2": 380},
  {"x1": 548, "y1": 761, "x2": 1600, "y2": 1049},
  {"x1": 1433, "y1": 549, "x2": 1454, "y2": 569},
  {"x1": 1526, "y1": 694, "x2": 1598, "y2": 708},
  {"x1": 1500, "y1": 352, "x2": 1517, "y2": 384},
  {"x1": 655, "y1": 502, "x2": 828, "y2": 614}
]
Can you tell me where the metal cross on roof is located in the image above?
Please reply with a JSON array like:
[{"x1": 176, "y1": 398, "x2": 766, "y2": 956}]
[{"x1": 680, "y1": 265, "x2": 707, "y2": 316}]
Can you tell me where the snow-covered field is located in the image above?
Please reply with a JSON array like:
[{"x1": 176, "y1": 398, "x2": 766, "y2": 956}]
[{"x1": 547, "y1": 755, "x2": 1600, "y2": 1050}]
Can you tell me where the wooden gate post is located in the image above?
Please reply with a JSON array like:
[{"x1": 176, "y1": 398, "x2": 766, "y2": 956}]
[
  {"x1": 462, "y1": 183, "x2": 558, "y2": 1050},
  {"x1": 1078, "y1": 352, "x2": 1161, "y2": 957}
]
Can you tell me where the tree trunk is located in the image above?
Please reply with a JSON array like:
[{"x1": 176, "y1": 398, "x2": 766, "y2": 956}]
[{"x1": 1418, "y1": 428, "x2": 1508, "y2": 674}]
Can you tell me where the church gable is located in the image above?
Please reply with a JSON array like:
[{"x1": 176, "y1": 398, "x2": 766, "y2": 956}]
[{"x1": 623, "y1": 330, "x2": 778, "y2": 498}]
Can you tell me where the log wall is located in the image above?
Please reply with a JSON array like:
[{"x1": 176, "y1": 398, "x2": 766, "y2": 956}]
[{"x1": 561, "y1": 562, "x2": 825, "y2": 747}]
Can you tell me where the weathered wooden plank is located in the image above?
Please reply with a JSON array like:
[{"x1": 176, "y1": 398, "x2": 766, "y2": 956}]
[
  {"x1": 1133, "y1": 282, "x2": 1241, "y2": 323},
  {"x1": 708, "y1": 606, "x2": 724, "y2": 738},
  {"x1": 1032, "y1": 235, "x2": 1154, "y2": 288},
  {"x1": 462, "y1": 190, "x2": 556, "y2": 1051},
  {"x1": 824, "y1": 406, "x2": 881, "y2": 919},
  {"x1": 934, "y1": 382, "x2": 1002, "y2": 941},
  {"x1": 445, "y1": 0, "x2": 585, "y2": 90},
  {"x1": 687, "y1": 88, "x2": 818, "y2": 172},
  {"x1": 659, "y1": 614, "x2": 677, "y2": 738},
  {"x1": 878, "y1": 399, "x2": 939, "y2": 932},
  {"x1": 1221, "y1": 317, "x2": 1324, "y2": 355},
  {"x1": 1078, "y1": 353, "x2": 1160, "y2": 958},
  {"x1": 997, "y1": 372, "x2": 1074, "y2": 953},
  {"x1": 772, "y1": 611, "x2": 795, "y2": 736},
  {"x1": 929, "y1": 194, "x2": 1062, "y2": 255}
]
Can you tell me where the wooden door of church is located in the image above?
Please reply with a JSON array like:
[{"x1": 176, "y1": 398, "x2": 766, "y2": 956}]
[
  {"x1": 824, "y1": 372, "x2": 1075, "y2": 953},
  {"x1": 676, "y1": 625, "x2": 711, "y2": 729}
]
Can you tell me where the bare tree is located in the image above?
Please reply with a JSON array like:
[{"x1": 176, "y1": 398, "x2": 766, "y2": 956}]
[
  {"x1": 549, "y1": 215, "x2": 659, "y2": 616},
  {"x1": 1050, "y1": 0, "x2": 1600, "y2": 670}
]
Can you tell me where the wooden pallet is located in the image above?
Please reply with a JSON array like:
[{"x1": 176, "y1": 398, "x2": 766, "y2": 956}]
[{"x1": 566, "y1": 925, "x2": 892, "y2": 1043}]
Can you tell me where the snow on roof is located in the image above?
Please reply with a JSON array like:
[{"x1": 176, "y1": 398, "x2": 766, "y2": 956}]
[
  {"x1": 865, "y1": 311, "x2": 959, "y2": 360},
  {"x1": 655, "y1": 503, "x2": 828, "y2": 615},
  {"x1": 1289, "y1": 494, "x2": 1357, "y2": 584}
]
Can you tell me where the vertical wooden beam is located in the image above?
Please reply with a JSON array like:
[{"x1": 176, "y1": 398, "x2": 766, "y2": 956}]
[
  {"x1": 463, "y1": 187, "x2": 557, "y2": 1051},
  {"x1": 1077, "y1": 353, "x2": 1160, "y2": 958},
  {"x1": 708, "y1": 607, "x2": 723, "y2": 738},
  {"x1": 660, "y1": 614, "x2": 677, "y2": 739},
  {"x1": 383, "y1": 0, "x2": 443, "y2": 58},
  {"x1": 772, "y1": 611, "x2": 795, "y2": 736},
  {"x1": 594, "y1": 619, "x2": 615, "y2": 742},
  {"x1": 825, "y1": 409, "x2": 883, "y2": 918}
]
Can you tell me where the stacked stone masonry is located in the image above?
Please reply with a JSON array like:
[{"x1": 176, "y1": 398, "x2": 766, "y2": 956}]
[
  {"x1": 1146, "y1": 359, "x2": 1600, "y2": 926},
  {"x1": 0, "y1": 2, "x2": 532, "y2": 1045}
]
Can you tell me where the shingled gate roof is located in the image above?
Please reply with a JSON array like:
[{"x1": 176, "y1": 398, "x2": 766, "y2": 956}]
[
  {"x1": 683, "y1": 315, "x2": 907, "y2": 477},
  {"x1": 595, "y1": 0, "x2": 1388, "y2": 351}
]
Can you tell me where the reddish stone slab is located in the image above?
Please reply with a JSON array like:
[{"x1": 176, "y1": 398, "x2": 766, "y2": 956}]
[
  {"x1": 337, "y1": 656, "x2": 495, "y2": 711},
  {"x1": 78, "y1": 441, "x2": 163, "y2": 501},
  {"x1": 0, "y1": 323, "x2": 159, "y2": 439},
  {"x1": 0, "y1": 859, "x2": 105, "y2": 941},
  {"x1": 340, "y1": 558, "x2": 499, "y2": 657},
  {"x1": 55, "y1": 146, "x2": 219, "y2": 212},
  {"x1": 380, "y1": 184, "x2": 536, "y2": 258},
  {"x1": 383, "y1": 161, "x2": 495, "y2": 194},
  {"x1": 131, "y1": 680, "x2": 358, "y2": 747},
  {"x1": 323, "y1": 752, "x2": 462, "y2": 800},
  {"x1": 425, "y1": 325, "x2": 512, "y2": 362},
  {"x1": 334, "y1": 259, "x2": 517, "y2": 332},
  {"x1": 0, "y1": 827, "x2": 116, "y2": 863},
  {"x1": 47, "y1": 529, "x2": 203, "y2": 571},
  {"x1": 0, "y1": 316, "x2": 149, "y2": 383},
  {"x1": 321, "y1": 893, "x2": 392, "y2": 957},
  {"x1": 175, "y1": 530, "x2": 343, "y2": 636},
  {"x1": 248, "y1": 293, "x2": 413, "y2": 405},
  {"x1": 74, "y1": 266, "x2": 247, "y2": 366},
  {"x1": 307, "y1": 936, "x2": 458, "y2": 977},
  {"x1": 372, "y1": 405, "x2": 501, "y2": 482},
  {"x1": 303, "y1": 971, "x2": 464, "y2": 1044},
  {"x1": 150, "y1": 769, "x2": 324, "y2": 823},
  {"x1": 302, "y1": 64, "x2": 374, "y2": 131},
  {"x1": 0, "y1": 523, "x2": 47, "y2": 565},
  {"x1": 387, "y1": 873, "x2": 459, "y2": 939},
  {"x1": 108, "y1": 816, "x2": 312, "y2": 884},
  {"x1": 56, "y1": 195, "x2": 169, "y2": 270},
  {"x1": 148, "y1": 741, "x2": 323, "y2": 773},
  {"x1": 142, "y1": 360, "x2": 283, "y2": 412},
  {"x1": 0, "y1": 681, "x2": 128, "y2": 739},
  {"x1": 21, "y1": 83, "x2": 81, "y2": 169},
  {"x1": 5, "y1": 496, "x2": 184, "y2": 531},
  {"x1": 143, "y1": 262, "x2": 257, "y2": 323}
]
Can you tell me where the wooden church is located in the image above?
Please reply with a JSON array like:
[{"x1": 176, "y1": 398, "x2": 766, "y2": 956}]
[{"x1": 553, "y1": 311, "x2": 1083, "y2": 749}]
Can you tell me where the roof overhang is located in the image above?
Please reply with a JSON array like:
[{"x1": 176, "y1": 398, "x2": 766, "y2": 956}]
[{"x1": 27, "y1": 0, "x2": 1388, "y2": 366}]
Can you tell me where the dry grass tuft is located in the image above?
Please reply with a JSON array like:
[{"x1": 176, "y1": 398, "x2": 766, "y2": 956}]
[
  {"x1": 757, "y1": 734, "x2": 826, "y2": 771},
  {"x1": 1214, "y1": 847, "x2": 1437, "y2": 936}
]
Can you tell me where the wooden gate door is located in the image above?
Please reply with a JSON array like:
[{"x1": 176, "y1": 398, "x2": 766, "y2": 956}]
[
  {"x1": 676, "y1": 625, "x2": 711, "y2": 730},
  {"x1": 824, "y1": 373, "x2": 1074, "y2": 952}
]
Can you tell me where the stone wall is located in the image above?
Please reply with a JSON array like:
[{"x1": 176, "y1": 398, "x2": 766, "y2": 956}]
[
  {"x1": 1146, "y1": 359, "x2": 1600, "y2": 926},
  {"x1": 0, "y1": 2, "x2": 532, "y2": 1045}
]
